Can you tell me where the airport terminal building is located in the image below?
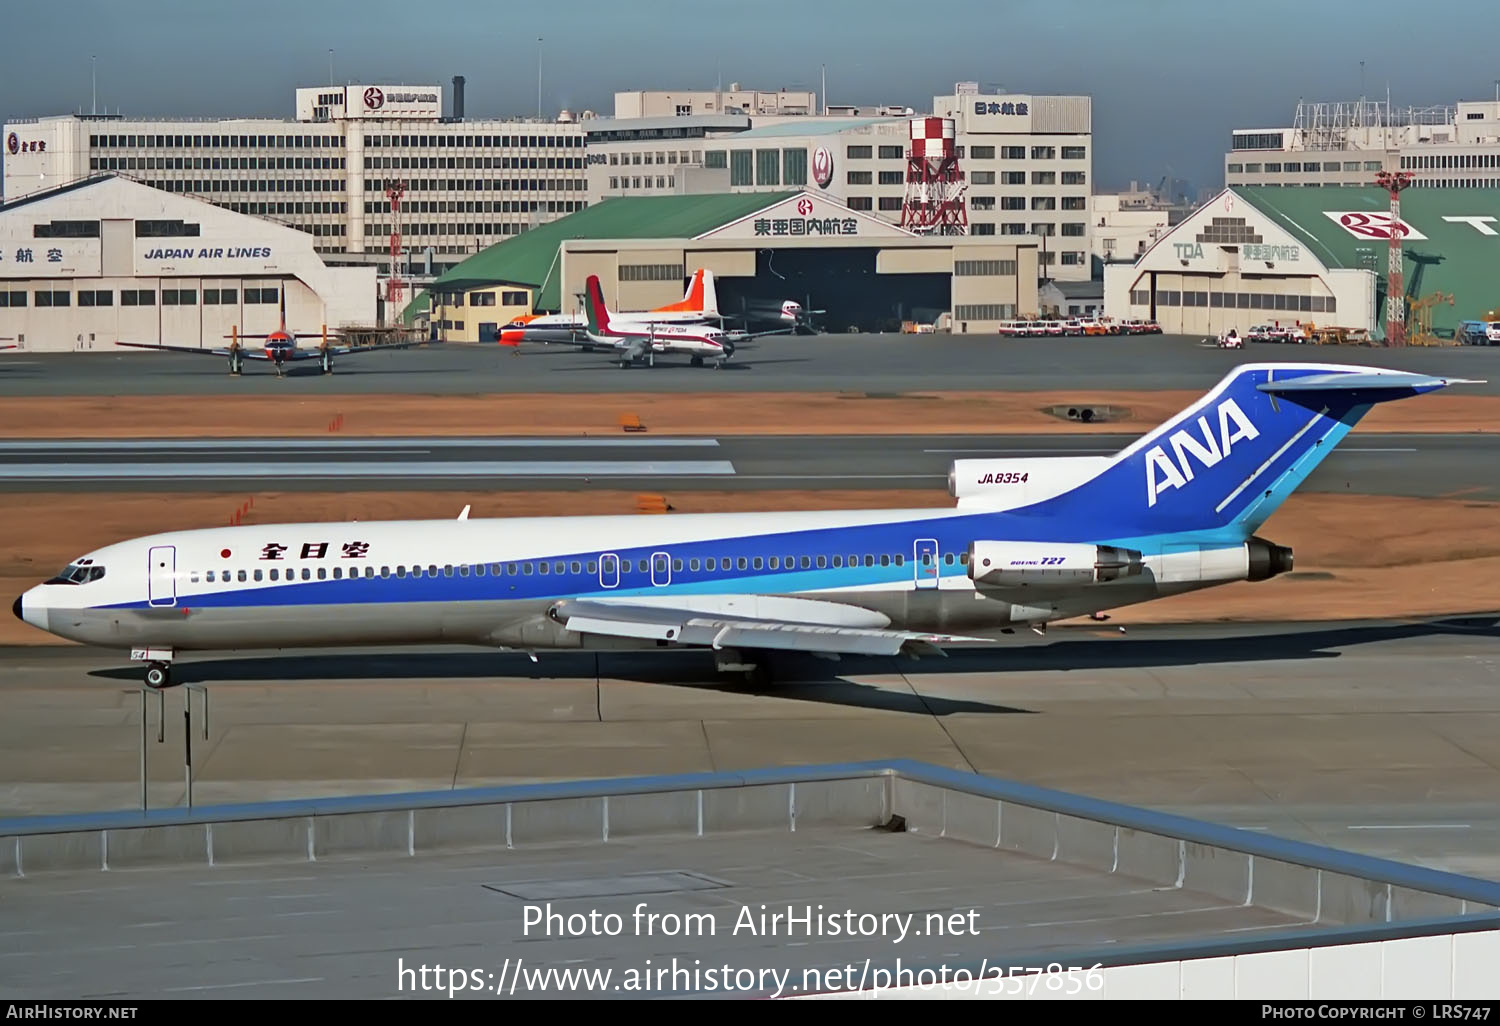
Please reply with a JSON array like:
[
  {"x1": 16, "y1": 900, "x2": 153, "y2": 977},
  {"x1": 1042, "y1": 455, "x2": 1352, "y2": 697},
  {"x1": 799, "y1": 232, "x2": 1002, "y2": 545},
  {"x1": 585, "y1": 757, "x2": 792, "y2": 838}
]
[
  {"x1": 417, "y1": 190, "x2": 1040, "y2": 338},
  {"x1": 0, "y1": 175, "x2": 375, "y2": 352},
  {"x1": 1103, "y1": 184, "x2": 1500, "y2": 339},
  {"x1": 3, "y1": 82, "x2": 586, "y2": 280}
]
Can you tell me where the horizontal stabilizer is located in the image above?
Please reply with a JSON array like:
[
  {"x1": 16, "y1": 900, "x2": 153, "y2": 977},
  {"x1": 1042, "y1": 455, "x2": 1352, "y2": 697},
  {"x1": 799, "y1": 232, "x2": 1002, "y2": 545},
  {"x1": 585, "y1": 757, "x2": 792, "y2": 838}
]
[
  {"x1": 549, "y1": 597, "x2": 987, "y2": 657},
  {"x1": 1257, "y1": 371, "x2": 1483, "y2": 395}
]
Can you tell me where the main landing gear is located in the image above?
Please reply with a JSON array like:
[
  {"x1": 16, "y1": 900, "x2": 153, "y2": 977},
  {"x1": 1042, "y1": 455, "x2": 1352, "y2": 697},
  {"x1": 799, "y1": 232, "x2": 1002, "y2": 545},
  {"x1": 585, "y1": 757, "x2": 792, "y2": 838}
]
[
  {"x1": 227, "y1": 349, "x2": 244, "y2": 376},
  {"x1": 320, "y1": 349, "x2": 334, "y2": 374}
]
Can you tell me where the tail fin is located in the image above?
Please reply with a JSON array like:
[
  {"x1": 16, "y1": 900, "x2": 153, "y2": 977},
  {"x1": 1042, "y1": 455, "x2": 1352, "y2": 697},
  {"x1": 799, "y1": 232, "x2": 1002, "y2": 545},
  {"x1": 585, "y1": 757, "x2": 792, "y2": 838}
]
[
  {"x1": 582, "y1": 275, "x2": 612, "y2": 335},
  {"x1": 1026, "y1": 363, "x2": 1477, "y2": 544},
  {"x1": 699, "y1": 269, "x2": 719, "y2": 317}
]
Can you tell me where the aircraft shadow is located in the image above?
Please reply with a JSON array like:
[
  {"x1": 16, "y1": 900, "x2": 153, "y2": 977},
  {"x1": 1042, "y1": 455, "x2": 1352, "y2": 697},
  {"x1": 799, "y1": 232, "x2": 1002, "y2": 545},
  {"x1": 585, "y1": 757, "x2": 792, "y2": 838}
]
[{"x1": 82, "y1": 614, "x2": 1499, "y2": 717}]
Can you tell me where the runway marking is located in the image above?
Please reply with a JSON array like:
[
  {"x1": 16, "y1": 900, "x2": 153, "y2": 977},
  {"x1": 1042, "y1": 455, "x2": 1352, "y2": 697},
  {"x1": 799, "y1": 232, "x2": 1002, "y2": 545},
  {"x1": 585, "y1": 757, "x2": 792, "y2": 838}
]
[
  {"x1": 162, "y1": 977, "x2": 324, "y2": 992},
  {"x1": 0, "y1": 460, "x2": 739, "y2": 479},
  {"x1": 0, "y1": 437, "x2": 722, "y2": 450},
  {"x1": 1346, "y1": 823, "x2": 1472, "y2": 830}
]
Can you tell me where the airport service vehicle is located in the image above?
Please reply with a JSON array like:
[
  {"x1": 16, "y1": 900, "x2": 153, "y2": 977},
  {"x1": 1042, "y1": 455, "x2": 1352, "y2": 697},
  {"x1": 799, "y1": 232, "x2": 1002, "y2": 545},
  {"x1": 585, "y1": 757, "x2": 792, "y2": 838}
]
[
  {"x1": 1457, "y1": 320, "x2": 1500, "y2": 346},
  {"x1": 14, "y1": 363, "x2": 1480, "y2": 690},
  {"x1": 1213, "y1": 330, "x2": 1244, "y2": 349},
  {"x1": 114, "y1": 292, "x2": 425, "y2": 376}
]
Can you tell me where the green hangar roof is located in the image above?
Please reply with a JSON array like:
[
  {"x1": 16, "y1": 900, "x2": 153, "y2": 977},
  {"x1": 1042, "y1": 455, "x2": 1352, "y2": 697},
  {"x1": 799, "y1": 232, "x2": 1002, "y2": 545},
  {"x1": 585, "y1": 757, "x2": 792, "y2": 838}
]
[
  {"x1": 1232, "y1": 185, "x2": 1500, "y2": 331},
  {"x1": 422, "y1": 192, "x2": 800, "y2": 313}
]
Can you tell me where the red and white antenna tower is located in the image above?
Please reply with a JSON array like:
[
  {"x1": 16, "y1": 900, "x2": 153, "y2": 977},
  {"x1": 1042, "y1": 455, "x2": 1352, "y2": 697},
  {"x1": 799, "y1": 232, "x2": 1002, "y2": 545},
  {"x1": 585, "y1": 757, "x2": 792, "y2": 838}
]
[
  {"x1": 384, "y1": 179, "x2": 407, "y2": 307},
  {"x1": 1374, "y1": 169, "x2": 1413, "y2": 347},
  {"x1": 900, "y1": 116, "x2": 966, "y2": 234}
]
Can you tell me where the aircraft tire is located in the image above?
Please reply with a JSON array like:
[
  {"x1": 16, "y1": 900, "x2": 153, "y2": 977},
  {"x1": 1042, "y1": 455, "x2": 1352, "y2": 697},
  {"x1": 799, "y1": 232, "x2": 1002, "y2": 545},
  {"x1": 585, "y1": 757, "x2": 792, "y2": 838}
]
[{"x1": 145, "y1": 662, "x2": 172, "y2": 690}]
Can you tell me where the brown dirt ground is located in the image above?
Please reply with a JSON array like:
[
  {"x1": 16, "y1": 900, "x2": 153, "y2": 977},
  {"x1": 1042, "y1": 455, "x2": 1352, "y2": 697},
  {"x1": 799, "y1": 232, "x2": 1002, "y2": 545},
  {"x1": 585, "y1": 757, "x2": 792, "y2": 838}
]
[
  {"x1": 5, "y1": 489, "x2": 1497, "y2": 647},
  {"x1": 0, "y1": 391, "x2": 1495, "y2": 438}
]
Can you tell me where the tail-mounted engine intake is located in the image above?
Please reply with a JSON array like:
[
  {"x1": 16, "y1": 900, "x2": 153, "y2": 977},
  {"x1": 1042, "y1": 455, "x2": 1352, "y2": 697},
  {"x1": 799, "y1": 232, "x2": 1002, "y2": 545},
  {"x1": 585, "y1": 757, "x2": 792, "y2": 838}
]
[
  {"x1": 968, "y1": 541, "x2": 1144, "y2": 587},
  {"x1": 1246, "y1": 536, "x2": 1294, "y2": 581}
]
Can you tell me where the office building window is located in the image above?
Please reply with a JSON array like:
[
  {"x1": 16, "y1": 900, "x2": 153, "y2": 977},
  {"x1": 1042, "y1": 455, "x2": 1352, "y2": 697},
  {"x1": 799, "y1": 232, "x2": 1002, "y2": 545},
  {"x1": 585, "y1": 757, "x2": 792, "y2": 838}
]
[
  {"x1": 877, "y1": 145, "x2": 903, "y2": 159},
  {"x1": 847, "y1": 170, "x2": 872, "y2": 185},
  {"x1": 1061, "y1": 146, "x2": 1086, "y2": 159},
  {"x1": 971, "y1": 170, "x2": 996, "y2": 185},
  {"x1": 847, "y1": 145, "x2": 872, "y2": 159},
  {"x1": 755, "y1": 149, "x2": 780, "y2": 185},
  {"x1": 730, "y1": 150, "x2": 753, "y2": 186},
  {"x1": 970, "y1": 145, "x2": 995, "y2": 159},
  {"x1": 782, "y1": 147, "x2": 807, "y2": 186},
  {"x1": 877, "y1": 170, "x2": 903, "y2": 185}
]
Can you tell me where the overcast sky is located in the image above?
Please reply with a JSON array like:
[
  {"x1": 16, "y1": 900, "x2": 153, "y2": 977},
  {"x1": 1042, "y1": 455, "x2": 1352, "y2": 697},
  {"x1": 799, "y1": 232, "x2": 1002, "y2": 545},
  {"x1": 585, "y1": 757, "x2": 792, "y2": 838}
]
[{"x1": 4, "y1": 0, "x2": 1496, "y2": 191}]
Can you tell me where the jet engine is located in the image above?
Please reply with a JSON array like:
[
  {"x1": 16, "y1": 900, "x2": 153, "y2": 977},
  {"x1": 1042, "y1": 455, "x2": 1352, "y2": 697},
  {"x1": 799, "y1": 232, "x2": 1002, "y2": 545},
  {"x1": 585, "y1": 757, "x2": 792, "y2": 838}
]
[{"x1": 968, "y1": 541, "x2": 1144, "y2": 587}]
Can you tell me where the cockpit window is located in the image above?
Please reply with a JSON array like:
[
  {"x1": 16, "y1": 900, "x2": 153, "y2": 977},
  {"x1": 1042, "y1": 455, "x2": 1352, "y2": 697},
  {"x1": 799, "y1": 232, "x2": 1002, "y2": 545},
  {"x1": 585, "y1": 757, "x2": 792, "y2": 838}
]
[{"x1": 46, "y1": 561, "x2": 106, "y2": 585}]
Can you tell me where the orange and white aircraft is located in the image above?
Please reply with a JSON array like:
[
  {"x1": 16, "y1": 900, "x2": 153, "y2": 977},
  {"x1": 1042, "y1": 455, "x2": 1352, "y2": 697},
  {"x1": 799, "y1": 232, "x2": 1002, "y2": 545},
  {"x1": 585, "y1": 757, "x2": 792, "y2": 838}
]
[
  {"x1": 116, "y1": 290, "x2": 430, "y2": 377},
  {"x1": 499, "y1": 268, "x2": 722, "y2": 346}
]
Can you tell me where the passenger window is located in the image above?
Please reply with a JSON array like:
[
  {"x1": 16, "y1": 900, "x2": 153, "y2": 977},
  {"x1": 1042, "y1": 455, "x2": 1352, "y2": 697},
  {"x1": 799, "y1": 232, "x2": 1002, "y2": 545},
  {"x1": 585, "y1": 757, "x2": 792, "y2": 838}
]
[
  {"x1": 302, "y1": 568, "x2": 311, "y2": 580},
  {"x1": 460, "y1": 565, "x2": 471, "y2": 577},
  {"x1": 523, "y1": 563, "x2": 533, "y2": 575},
  {"x1": 895, "y1": 555, "x2": 904, "y2": 566},
  {"x1": 269, "y1": 568, "x2": 279, "y2": 580},
  {"x1": 737, "y1": 557, "x2": 747, "y2": 570},
  {"x1": 254, "y1": 569, "x2": 263, "y2": 581},
  {"x1": 864, "y1": 555, "x2": 874, "y2": 567},
  {"x1": 412, "y1": 566, "x2": 423, "y2": 578},
  {"x1": 571, "y1": 561, "x2": 582, "y2": 574},
  {"x1": 365, "y1": 566, "x2": 375, "y2": 578},
  {"x1": 944, "y1": 553, "x2": 954, "y2": 565},
  {"x1": 237, "y1": 570, "x2": 247, "y2": 582},
  {"x1": 317, "y1": 567, "x2": 327, "y2": 580},
  {"x1": 491, "y1": 563, "x2": 502, "y2": 575},
  {"x1": 816, "y1": 556, "x2": 826, "y2": 568},
  {"x1": 959, "y1": 552, "x2": 969, "y2": 565},
  {"x1": 769, "y1": 557, "x2": 779, "y2": 569},
  {"x1": 690, "y1": 558, "x2": 700, "y2": 571},
  {"x1": 638, "y1": 559, "x2": 649, "y2": 572},
  {"x1": 587, "y1": 561, "x2": 598, "y2": 574},
  {"x1": 381, "y1": 566, "x2": 391, "y2": 577},
  {"x1": 801, "y1": 556, "x2": 811, "y2": 569},
  {"x1": 538, "y1": 562, "x2": 549, "y2": 575},
  {"x1": 753, "y1": 557, "x2": 763, "y2": 570},
  {"x1": 429, "y1": 565, "x2": 439, "y2": 577},
  {"x1": 881, "y1": 555, "x2": 890, "y2": 567},
  {"x1": 190, "y1": 572, "x2": 200, "y2": 583},
  {"x1": 396, "y1": 566, "x2": 406, "y2": 577},
  {"x1": 442, "y1": 565, "x2": 452, "y2": 576},
  {"x1": 507, "y1": 563, "x2": 518, "y2": 575},
  {"x1": 332, "y1": 567, "x2": 342, "y2": 579},
  {"x1": 832, "y1": 556, "x2": 841, "y2": 567},
  {"x1": 707, "y1": 557, "x2": 717, "y2": 571}
]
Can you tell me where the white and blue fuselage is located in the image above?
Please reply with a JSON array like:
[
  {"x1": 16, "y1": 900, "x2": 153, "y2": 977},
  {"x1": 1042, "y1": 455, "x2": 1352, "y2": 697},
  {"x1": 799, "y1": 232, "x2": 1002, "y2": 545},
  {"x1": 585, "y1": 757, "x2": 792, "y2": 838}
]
[{"x1": 12, "y1": 363, "x2": 1465, "y2": 689}]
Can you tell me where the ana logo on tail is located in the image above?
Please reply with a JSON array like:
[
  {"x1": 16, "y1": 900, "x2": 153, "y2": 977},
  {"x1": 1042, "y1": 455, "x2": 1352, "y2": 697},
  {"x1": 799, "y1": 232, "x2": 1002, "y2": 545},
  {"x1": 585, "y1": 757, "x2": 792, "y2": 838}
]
[{"x1": 1144, "y1": 397, "x2": 1260, "y2": 506}]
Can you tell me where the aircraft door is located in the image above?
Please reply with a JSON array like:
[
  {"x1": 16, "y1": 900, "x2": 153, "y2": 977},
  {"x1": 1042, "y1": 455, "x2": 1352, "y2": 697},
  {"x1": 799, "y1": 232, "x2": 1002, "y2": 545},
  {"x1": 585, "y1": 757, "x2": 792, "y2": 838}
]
[
  {"x1": 599, "y1": 553, "x2": 620, "y2": 589},
  {"x1": 650, "y1": 551, "x2": 671, "y2": 587},
  {"x1": 914, "y1": 538, "x2": 939, "y2": 590},
  {"x1": 147, "y1": 545, "x2": 177, "y2": 607}
]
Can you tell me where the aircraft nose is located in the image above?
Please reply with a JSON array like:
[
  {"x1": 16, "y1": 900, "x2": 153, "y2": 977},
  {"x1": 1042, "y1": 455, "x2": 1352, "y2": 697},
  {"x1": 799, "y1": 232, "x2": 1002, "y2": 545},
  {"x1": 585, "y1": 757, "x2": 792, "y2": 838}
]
[{"x1": 14, "y1": 589, "x2": 47, "y2": 631}]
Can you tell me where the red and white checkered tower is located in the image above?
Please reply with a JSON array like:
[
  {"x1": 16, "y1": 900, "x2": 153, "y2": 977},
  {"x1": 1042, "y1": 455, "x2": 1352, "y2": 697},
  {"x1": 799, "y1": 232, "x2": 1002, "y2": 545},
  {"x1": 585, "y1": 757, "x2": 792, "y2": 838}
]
[{"x1": 900, "y1": 117, "x2": 966, "y2": 235}]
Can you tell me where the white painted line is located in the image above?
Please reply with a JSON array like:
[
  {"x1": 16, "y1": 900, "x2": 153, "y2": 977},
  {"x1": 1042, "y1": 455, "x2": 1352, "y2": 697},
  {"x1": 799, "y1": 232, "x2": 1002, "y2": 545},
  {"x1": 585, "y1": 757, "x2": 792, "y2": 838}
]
[
  {"x1": 0, "y1": 460, "x2": 740, "y2": 478},
  {"x1": 163, "y1": 977, "x2": 324, "y2": 992},
  {"x1": 0, "y1": 437, "x2": 721, "y2": 450},
  {"x1": 1346, "y1": 824, "x2": 1473, "y2": 831},
  {"x1": 922, "y1": 448, "x2": 1117, "y2": 454}
]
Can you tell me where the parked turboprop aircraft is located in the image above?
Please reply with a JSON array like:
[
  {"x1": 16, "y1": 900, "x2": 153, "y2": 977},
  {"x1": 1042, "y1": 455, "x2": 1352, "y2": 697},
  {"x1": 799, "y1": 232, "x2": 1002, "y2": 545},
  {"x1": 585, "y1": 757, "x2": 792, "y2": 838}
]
[
  {"x1": 13, "y1": 363, "x2": 1478, "y2": 690},
  {"x1": 499, "y1": 268, "x2": 722, "y2": 346},
  {"x1": 115, "y1": 290, "x2": 430, "y2": 376},
  {"x1": 578, "y1": 274, "x2": 736, "y2": 367}
]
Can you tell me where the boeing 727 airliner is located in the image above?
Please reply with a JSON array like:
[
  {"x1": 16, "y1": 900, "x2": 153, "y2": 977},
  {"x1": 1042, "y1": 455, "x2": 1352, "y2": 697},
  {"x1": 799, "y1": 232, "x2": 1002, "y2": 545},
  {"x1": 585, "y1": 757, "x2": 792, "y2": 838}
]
[{"x1": 12, "y1": 362, "x2": 1477, "y2": 689}]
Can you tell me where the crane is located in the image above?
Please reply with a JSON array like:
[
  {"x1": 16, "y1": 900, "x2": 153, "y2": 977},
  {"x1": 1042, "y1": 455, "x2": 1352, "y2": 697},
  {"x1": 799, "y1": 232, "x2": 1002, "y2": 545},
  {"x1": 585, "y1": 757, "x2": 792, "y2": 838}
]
[{"x1": 384, "y1": 179, "x2": 407, "y2": 308}]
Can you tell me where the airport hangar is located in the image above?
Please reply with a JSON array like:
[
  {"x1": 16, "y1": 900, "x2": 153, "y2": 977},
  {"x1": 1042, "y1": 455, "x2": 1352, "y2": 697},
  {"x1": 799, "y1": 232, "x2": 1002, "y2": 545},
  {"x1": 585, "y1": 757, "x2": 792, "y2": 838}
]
[
  {"x1": 1104, "y1": 184, "x2": 1500, "y2": 339},
  {"x1": 407, "y1": 190, "x2": 1042, "y2": 339},
  {"x1": 0, "y1": 174, "x2": 375, "y2": 352}
]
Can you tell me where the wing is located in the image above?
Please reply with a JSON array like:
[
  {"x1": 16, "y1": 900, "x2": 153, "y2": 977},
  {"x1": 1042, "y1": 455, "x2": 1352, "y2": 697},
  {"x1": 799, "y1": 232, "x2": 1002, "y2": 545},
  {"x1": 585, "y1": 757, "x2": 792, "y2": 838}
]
[
  {"x1": 305, "y1": 337, "x2": 444, "y2": 357},
  {"x1": 547, "y1": 597, "x2": 989, "y2": 658},
  {"x1": 115, "y1": 341, "x2": 251, "y2": 357}
]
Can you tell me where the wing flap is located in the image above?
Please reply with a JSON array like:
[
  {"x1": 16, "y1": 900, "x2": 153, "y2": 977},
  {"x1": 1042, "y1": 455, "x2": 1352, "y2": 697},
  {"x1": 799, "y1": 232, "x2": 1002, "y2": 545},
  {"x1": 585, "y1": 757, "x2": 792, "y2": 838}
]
[{"x1": 549, "y1": 597, "x2": 987, "y2": 657}]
